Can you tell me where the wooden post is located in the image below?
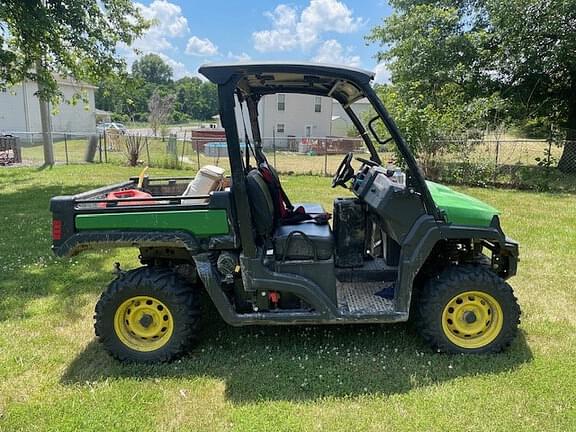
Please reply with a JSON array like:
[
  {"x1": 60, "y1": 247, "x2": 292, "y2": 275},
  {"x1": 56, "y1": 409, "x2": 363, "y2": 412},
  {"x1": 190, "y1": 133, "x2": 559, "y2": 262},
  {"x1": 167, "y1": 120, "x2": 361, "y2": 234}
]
[
  {"x1": 103, "y1": 132, "x2": 108, "y2": 163},
  {"x1": 180, "y1": 131, "x2": 187, "y2": 169},
  {"x1": 98, "y1": 134, "x2": 103, "y2": 163},
  {"x1": 145, "y1": 136, "x2": 151, "y2": 166},
  {"x1": 64, "y1": 133, "x2": 69, "y2": 165},
  {"x1": 324, "y1": 139, "x2": 328, "y2": 176}
]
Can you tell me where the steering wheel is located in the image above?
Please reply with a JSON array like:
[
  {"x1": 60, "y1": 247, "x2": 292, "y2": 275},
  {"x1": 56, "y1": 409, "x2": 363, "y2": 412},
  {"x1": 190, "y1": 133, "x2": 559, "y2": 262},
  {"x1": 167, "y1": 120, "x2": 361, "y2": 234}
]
[
  {"x1": 355, "y1": 156, "x2": 379, "y2": 167},
  {"x1": 332, "y1": 152, "x2": 355, "y2": 188}
]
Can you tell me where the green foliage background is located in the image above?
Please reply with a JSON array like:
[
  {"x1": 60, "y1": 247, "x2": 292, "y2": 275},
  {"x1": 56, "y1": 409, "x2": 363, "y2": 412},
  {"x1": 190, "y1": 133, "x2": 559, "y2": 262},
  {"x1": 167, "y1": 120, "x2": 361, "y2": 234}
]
[
  {"x1": 96, "y1": 54, "x2": 219, "y2": 123},
  {"x1": 368, "y1": 0, "x2": 576, "y2": 172}
]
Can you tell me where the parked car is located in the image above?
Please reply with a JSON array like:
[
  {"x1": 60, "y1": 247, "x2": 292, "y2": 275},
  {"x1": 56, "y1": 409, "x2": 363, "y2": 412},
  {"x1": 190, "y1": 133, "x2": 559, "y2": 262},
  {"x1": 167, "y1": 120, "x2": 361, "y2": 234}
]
[{"x1": 97, "y1": 122, "x2": 127, "y2": 134}]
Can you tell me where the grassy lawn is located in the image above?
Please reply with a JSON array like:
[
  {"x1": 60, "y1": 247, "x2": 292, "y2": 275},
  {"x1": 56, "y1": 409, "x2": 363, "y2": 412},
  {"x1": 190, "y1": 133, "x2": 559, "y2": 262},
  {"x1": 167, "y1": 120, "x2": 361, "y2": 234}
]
[{"x1": 0, "y1": 164, "x2": 575, "y2": 431}]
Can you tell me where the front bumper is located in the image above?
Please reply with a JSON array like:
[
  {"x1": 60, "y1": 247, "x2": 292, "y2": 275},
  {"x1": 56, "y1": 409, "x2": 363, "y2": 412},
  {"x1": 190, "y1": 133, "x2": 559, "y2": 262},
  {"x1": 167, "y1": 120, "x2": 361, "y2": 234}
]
[{"x1": 499, "y1": 237, "x2": 519, "y2": 279}]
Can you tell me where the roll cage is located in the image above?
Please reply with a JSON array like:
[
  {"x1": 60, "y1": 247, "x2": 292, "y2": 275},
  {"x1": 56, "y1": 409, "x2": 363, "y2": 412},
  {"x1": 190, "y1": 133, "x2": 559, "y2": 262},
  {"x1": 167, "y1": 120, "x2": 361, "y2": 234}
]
[{"x1": 198, "y1": 62, "x2": 441, "y2": 257}]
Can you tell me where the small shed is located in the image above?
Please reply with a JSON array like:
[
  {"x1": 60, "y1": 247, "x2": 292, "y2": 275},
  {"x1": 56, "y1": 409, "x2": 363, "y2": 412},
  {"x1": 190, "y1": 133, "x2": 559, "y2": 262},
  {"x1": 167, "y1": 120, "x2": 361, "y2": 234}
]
[{"x1": 190, "y1": 128, "x2": 226, "y2": 152}]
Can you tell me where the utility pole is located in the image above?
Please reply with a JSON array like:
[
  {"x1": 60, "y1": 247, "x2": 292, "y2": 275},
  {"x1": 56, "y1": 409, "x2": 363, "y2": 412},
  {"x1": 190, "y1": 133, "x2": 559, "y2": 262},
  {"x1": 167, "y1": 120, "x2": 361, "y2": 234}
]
[{"x1": 36, "y1": 60, "x2": 54, "y2": 166}]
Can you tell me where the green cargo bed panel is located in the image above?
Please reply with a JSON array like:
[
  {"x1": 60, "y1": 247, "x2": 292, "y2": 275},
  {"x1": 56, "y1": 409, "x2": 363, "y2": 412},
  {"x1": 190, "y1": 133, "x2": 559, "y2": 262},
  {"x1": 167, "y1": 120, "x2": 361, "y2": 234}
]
[{"x1": 75, "y1": 209, "x2": 229, "y2": 236}]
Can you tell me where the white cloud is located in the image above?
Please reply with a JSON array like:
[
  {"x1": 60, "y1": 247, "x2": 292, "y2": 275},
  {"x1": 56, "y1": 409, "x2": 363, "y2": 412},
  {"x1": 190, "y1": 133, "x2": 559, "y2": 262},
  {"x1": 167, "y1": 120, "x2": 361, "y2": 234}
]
[
  {"x1": 253, "y1": 27, "x2": 299, "y2": 52},
  {"x1": 227, "y1": 51, "x2": 252, "y2": 62},
  {"x1": 185, "y1": 36, "x2": 219, "y2": 56},
  {"x1": 119, "y1": 1, "x2": 192, "y2": 80},
  {"x1": 312, "y1": 39, "x2": 361, "y2": 67},
  {"x1": 133, "y1": 0, "x2": 189, "y2": 52},
  {"x1": 265, "y1": 4, "x2": 298, "y2": 28},
  {"x1": 373, "y1": 62, "x2": 391, "y2": 84},
  {"x1": 156, "y1": 53, "x2": 192, "y2": 80},
  {"x1": 253, "y1": 0, "x2": 363, "y2": 52},
  {"x1": 299, "y1": 0, "x2": 362, "y2": 41}
]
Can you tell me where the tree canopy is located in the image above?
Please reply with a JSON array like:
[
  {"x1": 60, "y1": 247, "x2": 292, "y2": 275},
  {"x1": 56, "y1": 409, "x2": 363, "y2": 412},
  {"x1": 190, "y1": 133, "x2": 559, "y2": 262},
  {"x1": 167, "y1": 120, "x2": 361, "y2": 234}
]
[
  {"x1": 0, "y1": 0, "x2": 148, "y2": 101},
  {"x1": 132, "y1": 54, "x2": 173, "y2": 86},
  {"x1": 368, "y1": 0, "x2": 576, "y2": 172},
  {"x1": 96, "y1": 56, "x2": 219, "y2": 123}
]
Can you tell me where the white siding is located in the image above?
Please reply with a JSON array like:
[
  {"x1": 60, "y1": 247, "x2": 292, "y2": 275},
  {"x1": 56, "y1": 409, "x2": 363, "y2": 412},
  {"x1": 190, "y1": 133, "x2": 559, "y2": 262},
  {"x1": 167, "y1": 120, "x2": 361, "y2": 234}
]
[
  {"x1": 0, "y1": 85, "x2": 29, "y2": 133},
  {"x1": 51, "y1": 83, "x2": 96, "y2": 132},
  {"x1": 0, "y1": 79, "x2": 96, "y2": 135},
  {"x1": 258, "y1": 93, "x2": 333, "y2": 140},
  {"x1": 234, "y1": 93, "x2": 374, "y2": 148},
  {"x1": 330, "y1": 99, "x2": 372, "y2": 137}
]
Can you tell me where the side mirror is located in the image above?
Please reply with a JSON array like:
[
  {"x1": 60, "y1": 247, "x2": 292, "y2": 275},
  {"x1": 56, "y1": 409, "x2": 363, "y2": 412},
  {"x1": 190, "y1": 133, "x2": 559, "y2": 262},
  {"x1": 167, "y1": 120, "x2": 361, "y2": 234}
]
[{"x1": 368, "y1": 115, "x2": 393, "y2": 146}]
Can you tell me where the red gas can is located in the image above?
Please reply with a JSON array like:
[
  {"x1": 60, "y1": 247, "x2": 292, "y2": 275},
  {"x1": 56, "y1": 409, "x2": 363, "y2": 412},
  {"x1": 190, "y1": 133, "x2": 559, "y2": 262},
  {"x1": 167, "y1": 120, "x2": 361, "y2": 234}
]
[{"x1": 98, "y1": 189, "x2": 156, "y2": 208}]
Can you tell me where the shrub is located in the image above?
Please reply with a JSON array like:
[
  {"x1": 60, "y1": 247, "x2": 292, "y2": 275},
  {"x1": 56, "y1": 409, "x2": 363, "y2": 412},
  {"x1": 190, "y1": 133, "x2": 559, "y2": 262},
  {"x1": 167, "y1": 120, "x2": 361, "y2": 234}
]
[
  {"x1": 515, "y1": 117, "x2": 551, "y2": 139},
  {"x1": 111, "y1": 113, "x2": 130, "y2": 123},
  {"x1": 172, "y1": 111, "x2": 192, "y2": 124},
  {"x1": 122, "y1": 135, "x2": 146, "y2": 167}
]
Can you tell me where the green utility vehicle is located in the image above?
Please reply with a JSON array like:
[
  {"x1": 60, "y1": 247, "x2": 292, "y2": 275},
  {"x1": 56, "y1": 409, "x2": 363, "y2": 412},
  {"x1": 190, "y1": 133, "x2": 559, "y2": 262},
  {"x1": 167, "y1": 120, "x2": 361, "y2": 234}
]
[{"x1": 50, "y1": 62, "x2": 520, "y2": 363}]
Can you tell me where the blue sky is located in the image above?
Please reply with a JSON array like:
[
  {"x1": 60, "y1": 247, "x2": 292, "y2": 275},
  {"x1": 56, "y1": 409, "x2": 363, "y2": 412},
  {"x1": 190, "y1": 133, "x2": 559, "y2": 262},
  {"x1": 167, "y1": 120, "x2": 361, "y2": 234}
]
[{"x1": 125, "y1": 0, "x2": 392, "y2": 82}]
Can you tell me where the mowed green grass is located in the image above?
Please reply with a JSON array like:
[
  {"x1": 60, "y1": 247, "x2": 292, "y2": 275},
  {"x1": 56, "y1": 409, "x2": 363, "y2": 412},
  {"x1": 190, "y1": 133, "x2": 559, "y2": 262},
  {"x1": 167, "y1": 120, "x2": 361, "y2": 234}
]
[{"x1": 0, "y1": 164, "x2": 575, "y2": 432}]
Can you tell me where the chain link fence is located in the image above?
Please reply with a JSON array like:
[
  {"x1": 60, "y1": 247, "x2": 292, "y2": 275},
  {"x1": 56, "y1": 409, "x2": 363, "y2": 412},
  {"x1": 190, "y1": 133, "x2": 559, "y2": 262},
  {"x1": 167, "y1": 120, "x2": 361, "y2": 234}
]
[
  {"x1": 425, "y1": 137, "x2": 576, "y2": 189},
  {"x1": 2, "y1": 130, "x2": 575, "y2": 190},
  {"x1": 0, "y1": 131, "x2": 98, "y2": 166}
]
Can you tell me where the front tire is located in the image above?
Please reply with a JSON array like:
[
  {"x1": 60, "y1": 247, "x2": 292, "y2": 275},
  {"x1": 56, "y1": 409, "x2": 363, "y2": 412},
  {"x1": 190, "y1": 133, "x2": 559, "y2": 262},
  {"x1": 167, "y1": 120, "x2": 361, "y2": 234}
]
[
  {"x1": 94, "y1": 267, "x2": 200, "y2": 363},
  {"x1": 415, "y1": 266, "x2": 520, "y2": 354}
]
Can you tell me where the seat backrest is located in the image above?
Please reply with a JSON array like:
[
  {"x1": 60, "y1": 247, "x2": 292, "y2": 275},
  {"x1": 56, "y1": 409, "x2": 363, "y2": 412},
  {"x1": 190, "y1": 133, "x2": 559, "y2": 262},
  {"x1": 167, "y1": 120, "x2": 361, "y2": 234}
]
[{"x1": 246, "y1": 169, "x2": 275, "y2": 236}]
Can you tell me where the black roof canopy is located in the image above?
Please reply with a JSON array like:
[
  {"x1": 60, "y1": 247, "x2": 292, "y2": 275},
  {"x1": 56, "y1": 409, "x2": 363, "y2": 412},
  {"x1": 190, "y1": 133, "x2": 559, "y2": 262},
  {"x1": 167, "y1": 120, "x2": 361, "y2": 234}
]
[{"x1": 199, "y1": 61, "x2": 375, "y2": 106}]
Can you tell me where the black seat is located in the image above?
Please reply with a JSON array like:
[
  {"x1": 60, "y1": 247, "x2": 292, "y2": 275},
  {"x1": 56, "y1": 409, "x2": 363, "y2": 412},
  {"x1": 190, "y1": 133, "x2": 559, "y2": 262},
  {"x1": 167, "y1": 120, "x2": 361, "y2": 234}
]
[
  {"x1": 274, "y1": 221, "x2": 333, "y2": 260},
  {"x1": 245, "y1": 170, "x2": 333, "y2": 260},
  {"x1": 246, "y1": 170, "x2": 275, "y2": 236}
]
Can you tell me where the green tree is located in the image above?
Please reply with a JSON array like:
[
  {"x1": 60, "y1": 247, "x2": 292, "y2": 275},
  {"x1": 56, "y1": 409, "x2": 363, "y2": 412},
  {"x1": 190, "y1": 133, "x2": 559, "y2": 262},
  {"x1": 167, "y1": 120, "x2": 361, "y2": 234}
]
[
  {"x1": 95, "y1": 73, "x2": 147, "y2": 122},
  {"x1": 132, "y1": 54, "x2": 173, "y2": 86},
  {"x1": 197, "y1": 81, "x2": 218, "y2": 120},
  {"x1": 367, "y1": 3, "x2": 501, "y2": 170},
  {"x1": 96, "y1": 58, "x2": 219, "y2": 124},
  {"x1": 368, "y1": 0, "x2": 576, "y2": 173},
  {"x1": 484, "y1": 0, "x2": 576, "y2": 172},
  {"x1": 0, "y1": 0, "x2": 148, "y2": 166},
  {"x1": 0, "y1": 0, "x2": 148, "y2": 101},
  {"x1": 173, "y1": 77, "x2": 219, "y2": 120}
]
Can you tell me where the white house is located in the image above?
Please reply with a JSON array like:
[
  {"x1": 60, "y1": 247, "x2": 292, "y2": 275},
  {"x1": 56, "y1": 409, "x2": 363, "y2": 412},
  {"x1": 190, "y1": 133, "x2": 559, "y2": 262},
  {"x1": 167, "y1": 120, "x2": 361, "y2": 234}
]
[
  {"x1": 235, "y1": 94, "x2": 372, "y2": 148},
  {"x1": 0, "y1": 76, "x2": 97, "y2": 138},
  {"x1": 330, "y1": 97, "x2": 372, "y2": 137}
]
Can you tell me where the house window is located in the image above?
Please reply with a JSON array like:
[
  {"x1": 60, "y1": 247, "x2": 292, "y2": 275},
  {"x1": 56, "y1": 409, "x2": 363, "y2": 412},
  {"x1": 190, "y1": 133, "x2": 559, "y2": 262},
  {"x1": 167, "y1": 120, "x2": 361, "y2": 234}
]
[
  {"x1": 314, "y1": 96, "x2": 322, "y2": 113},
  {"x1": 305, "y1": 125, "x2": 312, "y2": 137},
  {"x1": 276, "y1": 123, "x2": 285, "y2": 134},
  {"x1": 277, "y1": 94, "x2": 285, "y2": 111}
]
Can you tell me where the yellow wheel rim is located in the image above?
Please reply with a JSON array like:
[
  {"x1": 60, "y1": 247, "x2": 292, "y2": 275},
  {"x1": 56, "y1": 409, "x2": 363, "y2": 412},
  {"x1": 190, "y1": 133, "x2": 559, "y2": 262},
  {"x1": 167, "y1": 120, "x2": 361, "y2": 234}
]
[
  {"x1": 441, "y1": 291, "x2": 503, "y2": 349},
  {"x1": 113, "y1": 296, "x2": 174, "y2": 352}
]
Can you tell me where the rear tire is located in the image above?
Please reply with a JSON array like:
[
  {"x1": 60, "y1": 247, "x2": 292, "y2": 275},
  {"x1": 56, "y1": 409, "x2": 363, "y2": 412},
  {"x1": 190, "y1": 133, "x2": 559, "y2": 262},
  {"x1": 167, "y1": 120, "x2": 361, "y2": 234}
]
[
  {"x1": 94, "y1": 267, "x2": 200, "y2": 363},
  {"x1": 415, "y1": 265, "x2": 520, "y2": 354}
]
